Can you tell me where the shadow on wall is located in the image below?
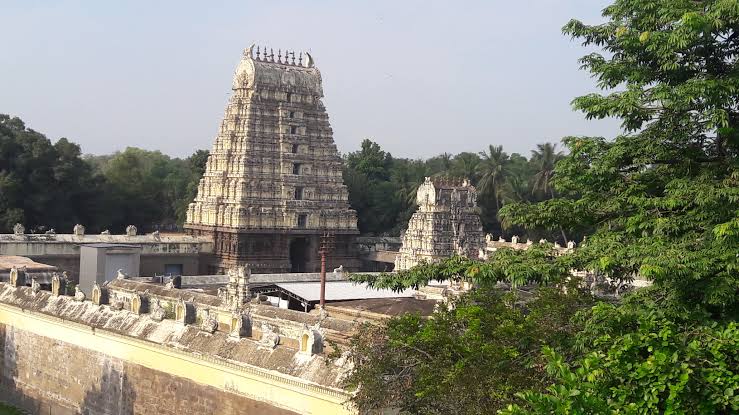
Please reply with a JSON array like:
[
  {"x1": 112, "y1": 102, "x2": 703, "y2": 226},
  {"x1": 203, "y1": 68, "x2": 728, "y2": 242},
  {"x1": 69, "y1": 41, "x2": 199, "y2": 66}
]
[
  {"x1": 0, "y1": 324, "x2": 20, "y2": 408},
  {"x1": 81, "y1": 366, "x2": 135, "y2": 415}
]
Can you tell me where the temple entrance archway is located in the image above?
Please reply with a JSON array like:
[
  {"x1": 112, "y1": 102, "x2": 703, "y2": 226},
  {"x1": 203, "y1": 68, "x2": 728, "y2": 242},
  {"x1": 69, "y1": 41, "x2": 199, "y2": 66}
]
[{"x1": 289, "y1": 238, "x2": 308, "y2": 273}]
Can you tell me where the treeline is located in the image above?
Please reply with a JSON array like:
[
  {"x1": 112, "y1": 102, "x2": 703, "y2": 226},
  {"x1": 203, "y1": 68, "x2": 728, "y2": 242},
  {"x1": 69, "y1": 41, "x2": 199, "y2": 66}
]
[
  {"x1": 343, "y1": 139, "x2": 564, "y2": 239},
  {"x1": 0, "y1": 114, "x2": 207, "y2": 234},
  {"x1": 1, "y1": 113, "x2": 564, "y2": 239}
]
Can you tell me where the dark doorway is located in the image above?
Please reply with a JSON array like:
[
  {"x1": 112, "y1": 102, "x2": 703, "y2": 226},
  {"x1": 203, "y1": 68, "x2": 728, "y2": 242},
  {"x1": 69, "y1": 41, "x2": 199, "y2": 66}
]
[{"x1": 289, "y1": 238, "x2": 308, "y2": 272}]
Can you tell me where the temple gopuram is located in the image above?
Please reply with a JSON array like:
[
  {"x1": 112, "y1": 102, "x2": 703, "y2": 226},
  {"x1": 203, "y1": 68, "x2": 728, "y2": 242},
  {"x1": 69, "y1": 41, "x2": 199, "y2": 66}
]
[
  {"x1": 395, "y1": 177, "x2": 485, "y2": 270},
  {"x1": 185, "y1": 45, "x2": 359, "y2": 274}
]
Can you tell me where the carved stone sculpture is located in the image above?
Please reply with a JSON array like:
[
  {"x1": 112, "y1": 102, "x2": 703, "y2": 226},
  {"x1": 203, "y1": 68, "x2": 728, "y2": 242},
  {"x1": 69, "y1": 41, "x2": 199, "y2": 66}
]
[
  {"x1": 101, "y1": 230, "x2": 110, "y2": 235},
  {"x1": 91, "y1": 283, "x2": 107, "y2": 305},
  {"x1": 51, "y1": 273, "x2": 63, "y2": 296},
  {"x1": 9, "y1": 266, "x2": 25, "y2": 287},
  {"x1": 116, "y1": 269, "x2": 128, "y2": 280},
  {"x1": 175, "y1": 299, "x2": 194, "y2": 325},
  {"x1": 150, "y1": 299, "x2": 166, "y2": 322},
  {"x1": 299, "y1": 324, "x2": 323, "y2": 356},
  {"x1": 73, "y1": 224, "x2": 85, "y2": 236},
  {"x1": 31, "y1": 278, "x2": 40, "y2": 294},
  {"x1": 125, "y1": 225, "x2": 137, "y2": 236},
  {"x1": 130, "y1": 293, "x2": 144, "y2": 314},
  {"x1": 13, "y1": 223, "x2": 24, "y2": 235},
  {"x1": 229, "y1": 312, "x2": 252, "y2": 338},
  {"x1": 201, "y1": 309, "x2": 219, "y2": 333},
  {"x1": 259, "y1": 324, "x2": 280, "y2": 349},
  {"x1": 74, "y1": 287, "x2": 86, "y2": 302},
  {"x1": 226, "y1": 266, "x2": 251, "y2": 310}
]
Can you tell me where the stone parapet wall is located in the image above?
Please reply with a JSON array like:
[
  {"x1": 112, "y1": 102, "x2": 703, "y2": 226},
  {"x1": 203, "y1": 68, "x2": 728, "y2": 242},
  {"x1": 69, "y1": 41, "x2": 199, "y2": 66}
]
[
  {"x1": 0, "y1": 288, "x2": 354, "y2": 414},
  {"x1": 0, "y1": 320, "x2": 298, "y2": 415},
  {"x1": 0, "y1": 289, "x2": 351, "y2": 415}
]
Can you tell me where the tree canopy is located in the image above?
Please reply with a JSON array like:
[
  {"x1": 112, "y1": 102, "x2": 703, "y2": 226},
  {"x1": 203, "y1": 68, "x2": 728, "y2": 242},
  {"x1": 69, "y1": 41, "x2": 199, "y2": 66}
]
[
  {"x1": 348, "y1": 0, "x2": 739, "y2": 413},
  {"x1": 0, "y1": 114, "x2": 208, "y2": 234}
]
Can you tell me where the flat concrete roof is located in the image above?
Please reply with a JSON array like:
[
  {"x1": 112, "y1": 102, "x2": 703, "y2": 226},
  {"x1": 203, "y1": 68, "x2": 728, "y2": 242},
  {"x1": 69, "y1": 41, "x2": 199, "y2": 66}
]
[
  {"x1": 0, "y1": 256, "x2": 58, "y2": 271},
  {"x1": 270, "y1": 281, "x2": 415, "y2": 303}
]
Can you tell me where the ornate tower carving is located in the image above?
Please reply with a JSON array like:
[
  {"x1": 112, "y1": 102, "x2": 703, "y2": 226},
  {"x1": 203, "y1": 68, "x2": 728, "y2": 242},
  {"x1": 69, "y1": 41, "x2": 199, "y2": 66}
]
[
  {"x1": 185, "y1": 45, "x2": 359, "y2": 273},
  {"x1": 395, "y1": 177, "x2": 485, "y2": 270}
]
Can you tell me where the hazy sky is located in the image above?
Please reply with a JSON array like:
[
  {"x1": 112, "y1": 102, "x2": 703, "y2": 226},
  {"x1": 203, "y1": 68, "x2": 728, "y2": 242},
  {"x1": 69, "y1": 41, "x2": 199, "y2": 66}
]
[{"x1": 1, "y1": 0, "x2": 621, "y2": 159}]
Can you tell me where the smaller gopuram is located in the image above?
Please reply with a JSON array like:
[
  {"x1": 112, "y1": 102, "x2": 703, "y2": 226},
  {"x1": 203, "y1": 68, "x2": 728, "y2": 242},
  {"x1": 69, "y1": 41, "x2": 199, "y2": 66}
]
[{"x1": 395, "y1": 177, "x2": 485, "y2": 270}]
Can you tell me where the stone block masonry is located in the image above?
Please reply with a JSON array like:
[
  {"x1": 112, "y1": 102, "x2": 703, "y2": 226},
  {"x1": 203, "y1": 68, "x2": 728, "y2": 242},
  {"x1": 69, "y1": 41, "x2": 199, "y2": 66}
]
[
  {"x1": 0, "y1": 294, "x2": 353, "y2": 414},
  {"x1": 0, "y1": 321, "x2": 301, "y2": 415}
]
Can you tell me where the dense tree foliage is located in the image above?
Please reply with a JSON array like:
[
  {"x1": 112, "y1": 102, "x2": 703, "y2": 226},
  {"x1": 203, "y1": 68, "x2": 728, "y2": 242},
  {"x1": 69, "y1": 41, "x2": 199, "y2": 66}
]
[
  {"x1": 0, "y1": 114, "x2": 208, "y2": 234},
  {"x1": 344, "y1": 286, "x2": 594, "y2": 415},
  {"x1": 349, "y1": 0, "x2": 739, "y2": 413},
  {"x1": 0, "y1": 115, "x2": 103, "y2": 232}
]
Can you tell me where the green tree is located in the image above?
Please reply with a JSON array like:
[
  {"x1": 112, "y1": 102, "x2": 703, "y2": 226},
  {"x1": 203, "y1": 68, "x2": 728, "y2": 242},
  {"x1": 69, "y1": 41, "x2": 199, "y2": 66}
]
[
  {"x1": 344, "y1": 286, "x2": 594, "y2": 415},
  {"x1": 450, "y1": 152, "x2": 481, "y2": 183},
  {"x1": 344, "y1": 139, "x2": 402, "y2": 234},
  {"x1": 0, "y1": 115, "x2": 103, "y2": 232},
  {"x1": 351, "y1": 0, "x2": 739, "y2": 413},
  {"x1": 501, "y1": 0, "x2": 739, "y2": 411},
  {"x1": 529, "y1": 143, "x2": 563, "y2": 200},
  {"x1": 477, "y1": 145, "x2": 510, "y2": 211}
]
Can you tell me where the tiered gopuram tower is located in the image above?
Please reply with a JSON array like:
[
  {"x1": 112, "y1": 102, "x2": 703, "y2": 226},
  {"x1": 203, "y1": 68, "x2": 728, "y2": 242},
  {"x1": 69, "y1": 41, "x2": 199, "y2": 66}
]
[
  {"x1": 395, "y1": 177, "x2": 485, "y2": 270},
  {"x1": 185, "y1": 45, "x2": 359, "y2": 274}
]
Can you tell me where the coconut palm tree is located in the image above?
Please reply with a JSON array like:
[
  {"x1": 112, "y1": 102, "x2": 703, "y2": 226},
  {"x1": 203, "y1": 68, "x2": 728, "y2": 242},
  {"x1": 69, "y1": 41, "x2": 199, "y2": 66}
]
[
  {"x1": 476, "y1": 145, "x2": 510, "y2": 211},
  {"x1": 451, "y1": 152, "x2": 481, "y2": 184},
  {"x1": 530, "y1": 142, "x2": 563, "y2": 199},
  {"x1": 531, "y1": 142, "x2": 567, "y2": 242}
]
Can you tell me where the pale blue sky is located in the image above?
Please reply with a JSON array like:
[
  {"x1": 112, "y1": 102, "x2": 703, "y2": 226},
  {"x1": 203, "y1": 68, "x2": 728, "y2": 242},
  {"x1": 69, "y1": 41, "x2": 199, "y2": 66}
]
[{"x1": 0, "y1": 0, "x2": 620, "y2": 158}]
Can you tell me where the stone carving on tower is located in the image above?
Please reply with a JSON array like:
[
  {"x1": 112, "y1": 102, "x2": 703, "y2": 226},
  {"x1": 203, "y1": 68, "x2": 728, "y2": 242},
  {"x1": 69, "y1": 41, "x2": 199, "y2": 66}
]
[
  {"x1": 395, "y1": 177, "x2": 485, "y2": 271},
  {"x1": 185, "y1": 45, "x2": 359, "y2": 274}
]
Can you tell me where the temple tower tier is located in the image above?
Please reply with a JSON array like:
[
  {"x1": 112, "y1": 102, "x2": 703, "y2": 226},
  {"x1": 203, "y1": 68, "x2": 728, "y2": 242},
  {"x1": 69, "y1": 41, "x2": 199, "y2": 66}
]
[
  {"x1": 185, "y1": 45, "x2": 359, "y2": 274},
  {"x1": 395, "y1": 177, "x2": 485, "y2": 271}
]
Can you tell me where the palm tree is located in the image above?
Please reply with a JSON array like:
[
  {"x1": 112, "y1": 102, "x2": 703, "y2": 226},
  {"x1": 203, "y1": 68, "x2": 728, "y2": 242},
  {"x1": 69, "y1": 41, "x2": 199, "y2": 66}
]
[
  {"x1": 530, "y1": 142, "x2": 563, "y2": 199},
  {"x1": 476, "y1": 145, "x2": 510, "y2": 211},
  {"x1": 530, "y1": 142, "x2": 567, "y2": 242},
  {"x1": 451, "y1": 152, "x2": 481, "y2": 184}
]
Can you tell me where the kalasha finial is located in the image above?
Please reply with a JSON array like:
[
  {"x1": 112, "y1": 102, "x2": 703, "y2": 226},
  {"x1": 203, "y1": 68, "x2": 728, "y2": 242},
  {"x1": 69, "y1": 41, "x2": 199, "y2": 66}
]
[
  {"x1": 298, "y1": 52, "x2": 303, "y2": 65},
  {"x1": 290, "y1": 51, "x2": 296, "y2": 65},
  {"x1": 270, "y1": 48, "x2": 274, "y2": 61},
  {"x1": 256, "y1": 46, "x2": 261, "y2": 60},
  {"x1": 278, "y1": 49, "x2": 282, "y2": 63}
]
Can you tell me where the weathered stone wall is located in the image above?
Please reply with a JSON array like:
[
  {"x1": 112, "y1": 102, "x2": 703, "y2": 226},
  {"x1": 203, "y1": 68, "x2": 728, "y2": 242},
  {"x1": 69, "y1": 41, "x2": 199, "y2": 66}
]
[{"x1": 0, "y1": 322, "x2": 297, "y2": 415}]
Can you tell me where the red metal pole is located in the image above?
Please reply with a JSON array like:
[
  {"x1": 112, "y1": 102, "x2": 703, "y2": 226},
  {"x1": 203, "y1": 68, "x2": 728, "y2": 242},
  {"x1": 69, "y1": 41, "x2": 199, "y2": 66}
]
[{"x1": 320, "y1": 250, "x2": 326, "y2": 307}]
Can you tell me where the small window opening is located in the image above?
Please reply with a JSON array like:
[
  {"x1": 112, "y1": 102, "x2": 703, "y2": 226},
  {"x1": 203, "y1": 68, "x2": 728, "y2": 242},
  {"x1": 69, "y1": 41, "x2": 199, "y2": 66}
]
[
  {"x1": 290, "y1": 126, "x2": 297, "y2": 134},
  {"x1": 286, "y1": 93, "x2": 292, "y2": 102},
  {"x1": 291, "y1": 144, "x2": 299, "y2": 153},
  {"x1": 294, "y1": 187, "x2": 304, "y2": 200},
  {"x1": 297, "y1": 214, "x2": 307, "y2": 228},
  {"x1": 289, "y1": 111, "x2": 295, "y2": 119},
  {"x1": 293, "y1": 163, "x2": 301, "y2": 175}
]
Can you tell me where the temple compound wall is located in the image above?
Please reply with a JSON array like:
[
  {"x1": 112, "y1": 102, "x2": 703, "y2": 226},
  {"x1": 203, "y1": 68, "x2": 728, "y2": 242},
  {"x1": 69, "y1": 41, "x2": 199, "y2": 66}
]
[
  {"x1": 0, "y1": 268, "x2": 355, "y2": 414},
  {"x1": 395, "y1": 177, "x2": 485, "y2": 270},
  {"x1": 184, "y1": 45, "x2": 359, "y2": 274},
  {"x1": 0, "y1": 224, "x2": 213, "y2": 280}
]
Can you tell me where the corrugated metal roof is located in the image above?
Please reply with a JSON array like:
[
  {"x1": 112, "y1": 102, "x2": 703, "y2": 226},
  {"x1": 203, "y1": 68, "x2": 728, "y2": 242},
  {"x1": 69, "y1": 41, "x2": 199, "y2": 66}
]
[{"x1": 274, "y1": 281, "x2": 415, "y2": 302}]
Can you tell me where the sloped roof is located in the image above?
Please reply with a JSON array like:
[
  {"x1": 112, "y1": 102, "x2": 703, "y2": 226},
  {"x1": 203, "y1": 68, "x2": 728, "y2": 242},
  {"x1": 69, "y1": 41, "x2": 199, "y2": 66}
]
[{"x1": 272, "y1": 281, "x2": 415, "y2": 303}]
